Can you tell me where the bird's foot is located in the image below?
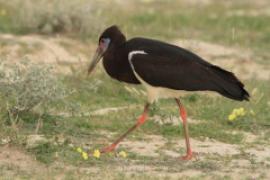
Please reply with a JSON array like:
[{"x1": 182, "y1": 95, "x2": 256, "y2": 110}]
[
  {"x1": 100, "y1": 143, "x2": 117, "y2": 153},
  {"x1": 181, "y1": 153, "x2": 193, "y2": 160},
  {"x1": 180, "y1": 151, "x2": 197, "y2": 161}
]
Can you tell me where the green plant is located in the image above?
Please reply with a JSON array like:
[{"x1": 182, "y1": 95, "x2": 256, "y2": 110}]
[{"x1": 0, "y1": 58, "x2": 69, "y2": 133}]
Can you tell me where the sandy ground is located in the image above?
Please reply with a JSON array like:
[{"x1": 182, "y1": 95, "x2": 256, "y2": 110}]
[
  {"x1": 1, "y1": 131, "x2": 270, "y2": 179},
  {"x1": 0, "y1": 34, "x2": 92, "y2": 74}
]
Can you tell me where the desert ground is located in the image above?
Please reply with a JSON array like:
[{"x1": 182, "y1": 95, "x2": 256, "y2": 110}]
[{"x1": 0, "y1": 0, "x2": 270, "y2": 179}]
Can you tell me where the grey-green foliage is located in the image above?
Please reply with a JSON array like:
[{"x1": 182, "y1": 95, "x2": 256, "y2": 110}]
[{"x1": 0, "y1": 58, "x2": 68, "y2": 115}]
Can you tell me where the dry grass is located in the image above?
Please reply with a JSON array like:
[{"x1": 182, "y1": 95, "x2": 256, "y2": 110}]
[
  {"x1": 0, "y1": 0, "x2": 270, "y2": 179},
  {"x1": 0, "y1": 0, "x2": 105, "y2": 37}
]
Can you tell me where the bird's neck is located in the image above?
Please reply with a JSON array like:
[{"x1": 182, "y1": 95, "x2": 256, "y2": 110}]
[
  {"x1": 102, "y1": 43, "x2": 123, "y2": 79},
  {"x1": 102, "y1": 34, "x2": 126, "y2": 67}
]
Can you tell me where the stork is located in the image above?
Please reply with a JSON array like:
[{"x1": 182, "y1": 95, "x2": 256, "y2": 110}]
[{"x1": 88, "y1": 25, "x2": 249, "y2": 160}]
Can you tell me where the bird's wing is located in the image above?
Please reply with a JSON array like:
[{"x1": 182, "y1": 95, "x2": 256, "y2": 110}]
[
  {"x1": 129, "y1": 53, "x2": 216, "y2": 91},
  {"x1": 129, "y1": 52, "x2": 249, "y2": 100}
]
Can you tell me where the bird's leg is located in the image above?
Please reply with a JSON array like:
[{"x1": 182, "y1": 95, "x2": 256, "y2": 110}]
[
  {"x1": 100, "y1": 103, "x2": 150, "y2": 153},
  {"x1": 175, "y1": 98, "x2": 193, "y2": 160}
]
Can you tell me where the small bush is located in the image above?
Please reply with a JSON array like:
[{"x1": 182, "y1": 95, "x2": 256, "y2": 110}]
[{"x1": 0, "y1": 58, "x2": 69, "y2": 131}]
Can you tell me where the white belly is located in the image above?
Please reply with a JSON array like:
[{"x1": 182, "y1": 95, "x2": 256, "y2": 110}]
[{"x1": 142, "y1": 82, "x2": 185, "y2": 103}]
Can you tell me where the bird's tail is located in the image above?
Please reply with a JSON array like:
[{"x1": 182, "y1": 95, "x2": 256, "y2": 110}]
[{"x1": 211, "y1": 65, "x2": 250, "y2": 101}]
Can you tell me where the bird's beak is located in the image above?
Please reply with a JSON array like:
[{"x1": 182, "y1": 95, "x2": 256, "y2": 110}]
[{"x1": 88, "y1": 46, "x2": 103, "y2": 76}]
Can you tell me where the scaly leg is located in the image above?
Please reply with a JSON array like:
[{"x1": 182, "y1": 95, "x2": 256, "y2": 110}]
[
  {"x1": 175, "y1": 98, "x2": 193, "y2": 160},
  {"x1": 100, "y1": 103, "x2": 150, "y2": 153}
]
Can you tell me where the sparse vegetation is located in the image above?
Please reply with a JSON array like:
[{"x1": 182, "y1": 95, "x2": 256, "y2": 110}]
[
  {"x1": 0, "y1": 58, "x2": 69, "y2": 133},
  {"x1": 0, "y1": 0, "x2": 270, "y2": 179}
]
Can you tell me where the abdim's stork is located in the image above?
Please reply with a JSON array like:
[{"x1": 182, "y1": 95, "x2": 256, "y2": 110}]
[{"x1": 88, "y1": 25, "x2": 249, "y2": 160}]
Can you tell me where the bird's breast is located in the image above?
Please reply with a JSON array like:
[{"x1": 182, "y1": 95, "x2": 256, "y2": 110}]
[{"x1": 102, "y1": 55, "x2": 140, "y2": 84}]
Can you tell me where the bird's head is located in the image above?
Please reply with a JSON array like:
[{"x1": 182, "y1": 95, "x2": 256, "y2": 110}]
[{"x1": 88, "y1": 25, "x2": 126, "y2": 75}]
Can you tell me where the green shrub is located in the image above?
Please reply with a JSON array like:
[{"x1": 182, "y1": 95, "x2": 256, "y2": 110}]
[{"x1": 0, "y1": 58, "x2": 69, "y2": 132}]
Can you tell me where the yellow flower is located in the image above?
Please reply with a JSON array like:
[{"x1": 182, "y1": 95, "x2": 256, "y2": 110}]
[
  {"x1": 82, "y1": 152, "x2": 88, "y2": 160},
  {"x1": 228, "y1": 107, "x2": 247, "y2": 122},
  {"x1": 238, "y1": 107, "x2": 245, "y2": 116},
  {"x1": 93, "y1": 149, "x2": 100, "y2": 158},
  {"x1": 119, "y1": 151, "x2": 127, "y2": 158},
  {"x1": 228, "y1": 113, "x2": 236, "y2": 121},
  {"x1": 76, "y1": 147, "x2": 83, "y2": 153},
  {"x1": 231, "y1": 108, "x2": 245, "y2": 117},
  {"x1": 237, "y1": 108, "x2": 245, "y2": 116},
  {"x1": 233, "y1": 109, "x2": 240, "y2": 116}
]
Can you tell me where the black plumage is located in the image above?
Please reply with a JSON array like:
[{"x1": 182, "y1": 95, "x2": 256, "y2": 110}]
[
  {"x1": 100, "y1": 26, "x2": 249, "y2": 101},
  {"x1": 88, "y1": 25, "x2": 250, "y2": 159}
]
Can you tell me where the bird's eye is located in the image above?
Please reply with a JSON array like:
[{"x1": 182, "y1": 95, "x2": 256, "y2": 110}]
[
  {"x1": 100, "y1": 39, "x2": 105, "y2": 44},
  {"x1": 99, "y1": 38, "x2": 110, "y2": 50}
]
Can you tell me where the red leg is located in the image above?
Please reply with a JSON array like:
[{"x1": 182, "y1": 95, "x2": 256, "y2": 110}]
[
  {"x1": 175, "y1": 99, "x2": 193, "y2": 160},
  {"x1": 100, "y1": 103, "x2": 150, "y2": 153}
]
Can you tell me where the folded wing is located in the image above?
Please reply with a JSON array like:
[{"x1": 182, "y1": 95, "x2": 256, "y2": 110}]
[{"x1": 129, "y1": 53, "x2": 249, "y2": 101}]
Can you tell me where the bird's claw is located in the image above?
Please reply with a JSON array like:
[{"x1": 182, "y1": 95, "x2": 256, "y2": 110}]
[
  {"x1": 180, "y1": 152, "x2": 198, "y2": 161},
  {"x1": 181, "y1": 153, "x2": 193, "y2": 160},
  {"x1": 100, "y1": 144, "x2": 116, "y2": 153}
]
